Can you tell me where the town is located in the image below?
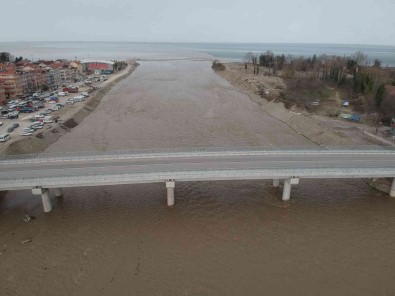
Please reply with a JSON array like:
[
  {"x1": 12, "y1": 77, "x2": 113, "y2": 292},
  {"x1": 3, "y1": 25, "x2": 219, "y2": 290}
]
[{"x1": 0, "y1": 52, "x2": 128, "y2": 143}]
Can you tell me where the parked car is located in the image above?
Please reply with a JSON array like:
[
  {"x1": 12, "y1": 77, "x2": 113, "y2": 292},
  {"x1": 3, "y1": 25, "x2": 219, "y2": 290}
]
[
  {"x1": 12, "y1": 123, "x2": 19, "y2": 129},
  {"x1": 8, "y1": 112, "x2": 19, "y2": 119},
  {"x1": 19, "y1": 107, "x2": 35, "y2": 113},
  {"x1": 30, "y1": 124, "x2": 43, "y2": 130},
  {"x1": 66, "y1": 98, "x2": 75, "y2": 105},
  {"x1": 81, "y1": 92, "x2": 89, "y2": 98},
  {"x1": 43, "y1": 116, "x2": 54, "y2": 123},
  {"x1": 7, "y1": 126, "x2": 14, "y2": 132},
  {"x1": 20, "y1": 131, "x2": 33, "y2": 136},
  {"x1": 22, "y1": 128, "x2": 35, "y2": 133},
  {"x1": 0, "y1": 133, "x2": 10, "y2": 142},
  {"x1": 0, "y1": 121, "x2": 3, "y2": 126},
  {"x1": 73, "y1": 95, "x2": 85, "y2": 102},
  {"x1": 0, "y1": 113, "x2": 9, "y2": 119}
]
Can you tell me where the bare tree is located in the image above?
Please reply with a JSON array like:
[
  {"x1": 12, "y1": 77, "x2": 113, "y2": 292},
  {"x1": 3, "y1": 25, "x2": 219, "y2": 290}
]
[
  {"x1": 244, "y1": 52, "x2": 255, "y2": 64},
  {"x1": 353, "y1": 51, "x2": 368, "y2": 66}
]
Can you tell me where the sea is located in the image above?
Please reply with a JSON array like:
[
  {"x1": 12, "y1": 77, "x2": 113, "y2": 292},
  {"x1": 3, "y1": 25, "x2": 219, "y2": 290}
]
[{"x1": 1, "y1": 41, "x2": 395, "y2": 66}]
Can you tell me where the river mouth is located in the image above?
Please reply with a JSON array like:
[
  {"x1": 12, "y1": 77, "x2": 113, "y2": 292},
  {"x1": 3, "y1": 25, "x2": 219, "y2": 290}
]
[{"x1": 1, "y1": 59, "x2": 395, "y2": 295}]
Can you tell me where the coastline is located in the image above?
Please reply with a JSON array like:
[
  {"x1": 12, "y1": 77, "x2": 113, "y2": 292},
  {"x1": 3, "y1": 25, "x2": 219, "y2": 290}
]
[{"x1": 1, "y1": 60, "x2": 139, "y2": 156}]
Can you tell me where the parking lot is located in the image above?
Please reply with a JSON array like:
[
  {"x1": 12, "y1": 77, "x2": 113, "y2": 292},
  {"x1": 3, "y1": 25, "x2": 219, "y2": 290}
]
[{"x1": 0, "y1": 83, "x2": 99, "y2": 145}]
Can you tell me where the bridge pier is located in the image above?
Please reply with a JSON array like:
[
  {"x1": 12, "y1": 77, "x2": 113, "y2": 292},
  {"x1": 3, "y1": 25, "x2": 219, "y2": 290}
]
[
  {"x1": 54, "y1": 188, "x2": 63, "y2": 197},
  {"x1": 273, "y1": 179, "x2": 280, "y2": 187},
  {"x1": 166, "y1": 180, "x2": 175, "y2": 206},
  {"x1": 282, "y1": 178, "x2": 299, "y2": 201},
  {"x1": 390, "y1": 178, "x2": 395, "y2": 197},
  {"x1": 32, "y1": 187, "x2": 53, "y2": 213}
]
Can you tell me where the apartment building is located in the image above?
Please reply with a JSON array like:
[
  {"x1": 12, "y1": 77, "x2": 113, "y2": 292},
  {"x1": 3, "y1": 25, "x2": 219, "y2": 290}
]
[
  {"x1": 0, "y1": 83, "x2": 6, "y2": 101},
  {"x1": 0, "y1": 68, "x2": 23, "y2": 99}
]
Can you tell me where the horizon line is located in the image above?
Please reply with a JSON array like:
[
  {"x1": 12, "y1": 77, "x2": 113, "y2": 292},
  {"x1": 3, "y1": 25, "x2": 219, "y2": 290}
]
[{"x1": 1, "y1": 40, "x2": 395, "y2": 47}]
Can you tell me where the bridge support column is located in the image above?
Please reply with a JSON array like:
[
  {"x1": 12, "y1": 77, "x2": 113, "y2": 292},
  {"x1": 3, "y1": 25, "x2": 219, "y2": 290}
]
[
  {"x1": 390, "y1": 178, "x2": 395, "y2": 197},
  {"x1": 166, "y1": 180, "x2": 175, "y2": 206},
  {"x1": 32, "y1": 187, "x2": 53, "y2": 213},
  {"x1": 54, "y1": 188, "x2": 63, "y2": 197},
  {"x1": 273, "y1": 179, "x2": 280, "y2": 187},
  {"x1": 282, "y1": 178, "x2": 299, "y2": 201}
]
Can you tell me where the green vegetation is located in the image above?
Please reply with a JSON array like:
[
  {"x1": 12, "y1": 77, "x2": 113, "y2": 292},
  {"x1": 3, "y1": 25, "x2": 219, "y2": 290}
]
[
  {"x1": 244, "y1": 50, "x2": 395, "y2": 122},
  {"x1": 212, "y1": 60, "x2": 225, "y2": 71},
  {"x1": 0, "y1": 52, "x2": 11, "y2": 63},
  {"x1": 375, "y1": 83, "x2": 386, "y2": 107},
  {"x1": 113, "y1": 61, "x2": 128, "y2": 71}
]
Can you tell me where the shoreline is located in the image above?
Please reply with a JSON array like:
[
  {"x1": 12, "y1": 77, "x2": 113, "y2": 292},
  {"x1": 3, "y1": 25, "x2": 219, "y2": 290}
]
[{"x1": 1, "y1": 60, "x2": 139, "y2": 156}]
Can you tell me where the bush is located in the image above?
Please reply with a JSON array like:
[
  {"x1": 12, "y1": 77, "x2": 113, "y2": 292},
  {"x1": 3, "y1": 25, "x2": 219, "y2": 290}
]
[{"x1": 212, "y1": 60, "x2": 225, "y2": 71}]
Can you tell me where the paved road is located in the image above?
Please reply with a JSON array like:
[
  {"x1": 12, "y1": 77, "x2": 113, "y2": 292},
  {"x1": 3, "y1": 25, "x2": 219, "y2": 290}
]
[{"x1": 0, "y1": 149, "x2": 394, "y2": 190}]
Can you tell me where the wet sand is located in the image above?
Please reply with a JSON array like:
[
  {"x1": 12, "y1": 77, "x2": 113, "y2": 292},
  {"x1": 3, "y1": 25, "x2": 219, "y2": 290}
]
[{"x1": 1, "y1": 59, "x2": 395, "y2": 296}]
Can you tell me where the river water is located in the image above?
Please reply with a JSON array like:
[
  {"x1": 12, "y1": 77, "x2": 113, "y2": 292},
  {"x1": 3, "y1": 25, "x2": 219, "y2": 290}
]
[{"x1": 1, "y1": 59, "x2": 395, "y2": 295}]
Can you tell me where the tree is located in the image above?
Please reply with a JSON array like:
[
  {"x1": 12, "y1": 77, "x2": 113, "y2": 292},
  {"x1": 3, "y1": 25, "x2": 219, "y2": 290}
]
[
  {"x1": 375, "y1": 83, "x2": 386, "y2": 107},
  {"x1": 353, "y1": 51, "x2": 368, "y2": 66},
  {"x1": 244, "y1": 52, "x2": 254, "y2": 64},
  {"x1": 373, "y1": 59, "x2": 381, "y2": 67},
  {"x1": 0, "y1": 52, "x2": 11, "y2": 63},
  {"x1": 14, "y1": 56, "x2": 23, "y2": 63}
]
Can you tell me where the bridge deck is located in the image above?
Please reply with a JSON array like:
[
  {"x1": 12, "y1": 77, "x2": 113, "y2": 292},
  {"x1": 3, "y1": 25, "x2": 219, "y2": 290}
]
[{"x1": 1, "y1": 149, "x2": 394, "y2": 190}]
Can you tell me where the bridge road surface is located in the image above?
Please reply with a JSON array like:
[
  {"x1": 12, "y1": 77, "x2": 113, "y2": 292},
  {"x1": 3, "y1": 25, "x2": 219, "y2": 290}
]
[{"x1": 1, "y1": 150, "x2": 395, "y2": 194}]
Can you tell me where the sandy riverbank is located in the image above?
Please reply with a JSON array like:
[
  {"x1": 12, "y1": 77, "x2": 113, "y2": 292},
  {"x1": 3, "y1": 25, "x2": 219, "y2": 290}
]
[
  {"x1": 215, "y1": 62, "x2": 387, "y2": 147},
  {"x1": 0, "y1": 61, "x2": 139, "y2": 156}
]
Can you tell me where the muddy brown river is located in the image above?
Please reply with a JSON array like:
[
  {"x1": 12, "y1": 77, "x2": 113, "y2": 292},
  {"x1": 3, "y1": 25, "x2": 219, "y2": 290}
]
[{"x1": 1, "y1": 60, "x2": 395, "y2": 295}]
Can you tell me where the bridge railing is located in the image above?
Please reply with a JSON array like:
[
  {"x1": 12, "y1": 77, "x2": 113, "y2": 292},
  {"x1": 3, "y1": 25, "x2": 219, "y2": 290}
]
[
  {"x1": 0, "y1": 146, "x2": 394, "y2": 165},
  {"x1": 1, "y1": 166, "x2": 395, "y2": 190}
]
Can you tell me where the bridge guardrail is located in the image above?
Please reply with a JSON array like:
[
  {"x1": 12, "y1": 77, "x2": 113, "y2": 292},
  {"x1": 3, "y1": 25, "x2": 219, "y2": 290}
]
[
  {"x1": 0, "y1": 146, "x2": 394, "y2": 166},
  {"x1": 1, "y1": 166, "x2": 395, "y2": 190}
]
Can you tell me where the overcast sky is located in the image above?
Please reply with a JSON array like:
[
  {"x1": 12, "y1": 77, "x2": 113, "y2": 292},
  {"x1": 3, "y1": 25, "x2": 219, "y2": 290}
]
[{"x1": 2, "y1": 0, "x2": 395, "y2": 45}]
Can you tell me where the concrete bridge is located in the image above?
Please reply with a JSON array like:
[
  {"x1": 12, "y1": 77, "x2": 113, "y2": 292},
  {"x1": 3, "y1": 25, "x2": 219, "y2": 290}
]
[{"x1": 1, "y1": 147, "x2": 395, "y2": 212}]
